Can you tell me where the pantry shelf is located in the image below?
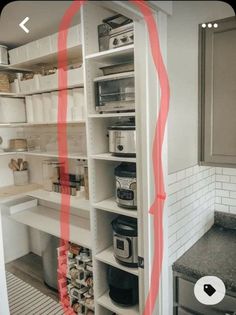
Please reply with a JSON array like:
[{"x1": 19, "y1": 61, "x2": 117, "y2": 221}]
[
  {"x1": 9, "y1": 45, "x2": 83, "y2": 69},
  {"x1": 24, "y1": 83, "x2": 84, "y2": 95},
  {"x1": 0, "y1": 92, "x2": 25, "y2": 98},
  {"x1": 27, "y1": 189, "x2": 90, "y2": 212},
  {"x1": 85, "y1": 44, "x2": 134, "y2": 64},
  {"x1": 93, "y1": 197, "x2": 137, "y2": 218},
  {"x1": 90, "y1": 153, "x2": 136, "y2": 163},
  {"x1": 88, "y1": 112, "x2": 135, "y2": 118},
  {"x1": 97, "y1": 291, "x2": 139, "y2": 315},
  {"x1": 0, "y1": 120, "x2": 86, "y2": 128},
  {"x1": 96, "y1": 246, "x2": 139, "y2": 276},
  {"x1": 24, "y1": 151, "x2": 88, "y2": 160},
  {"x1": 10, "y1": 205, "x2": 92, "y2": 248}
]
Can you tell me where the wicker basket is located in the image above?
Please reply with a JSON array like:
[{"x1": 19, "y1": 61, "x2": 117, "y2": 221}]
[{"x1": 0, "y1": 73, "x2": 10, "y2": 92}]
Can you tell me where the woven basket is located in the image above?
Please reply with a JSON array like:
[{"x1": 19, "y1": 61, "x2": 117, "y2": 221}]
[{"x1": 0, "y1": 73, "x2": 10, "y2": 92}]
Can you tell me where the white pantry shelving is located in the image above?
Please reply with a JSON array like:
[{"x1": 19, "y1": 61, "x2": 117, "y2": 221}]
[
  {"x1": 10, "y1": 45, "x2": 82, "y2": 69},
  {"x1": 97, "y1": 291, "x2": 139, "y2": 315},
  {"x1": 86, "y1": 44, "x2": 134, "y2": 63},
  {"x1": 0, "y1": 2, "x2": 169, "y2": 315},
  {"x1": 96, "y1": 246, "x2": 139, "y2": 276},
  {"x1": 27, "y1": 189, "x2": 90, "y2": 212},
  {"x1": 91, "y1": 153, "x2": 136, "y2": 163},
  {"x1": 93, "y1": 197, "x2": 138, "y2": 218},
  {"x1": 0, "y1": 120, "x2": 86, "y2": 127},
  {"x1": 10, "y1": 205, "x2": 91, "y2": 248},
  {"x1": 88, "y1": 112, "x2": 135, "y2": 118}
]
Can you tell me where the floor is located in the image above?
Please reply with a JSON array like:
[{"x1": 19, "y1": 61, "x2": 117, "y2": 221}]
[
  {"x1": 6, "y1": 272, "x2": 64, "y2": 315},
  {"x1": 6, "y1": 252, "x2": 59, "y2": 302}
]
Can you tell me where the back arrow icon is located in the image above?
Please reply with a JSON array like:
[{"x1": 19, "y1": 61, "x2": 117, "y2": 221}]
[{"x1": 19, "y1": 17, "x2": 30, "y2": 33}]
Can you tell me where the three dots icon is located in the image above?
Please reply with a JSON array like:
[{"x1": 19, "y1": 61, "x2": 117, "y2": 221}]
[{"x1": 202, "y1": 23, "x2": 218, "y2": 28}]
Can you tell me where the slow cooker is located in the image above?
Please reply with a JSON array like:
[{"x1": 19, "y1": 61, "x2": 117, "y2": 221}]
[
  {"x1": 107, "y1": 266, "x2": 139, "y2": 306},
  {"x1": 115, "y1": 162, "x2": 137, "y2": 209},
  {"x1": 108, "y1": 119, "x2": 136, "y2": 156},
  {"x1": 111, "y1": 215, "x2": 138, "y2": 267}
]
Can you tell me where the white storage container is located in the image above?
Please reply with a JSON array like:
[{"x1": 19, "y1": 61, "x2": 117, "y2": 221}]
[
  {"x1": 0, "y1": 97, "x2": 26, "y2": 123},
  {"x1": 50, "y1": 91, "x2": 58, "y2": 122},
  {"x1": 10, "y1": 79, "x2": 20, "y2": 93},
  {"x1": 42, "y1": 93, "x2": 52, "y2": 122},
  {"x1": 68, "y1": 25, "x2": 81, "y2": 48},
  {"x1": 9, "y1": 45, "x2": 28, "y2": 64},
  {"x1": 38, "y1": 70, "x2": 59, "y2": 91},
  {"x1": 72, "y1": 88, "x2": 85, "y2": 120},
  {"x1": 67, "y1": 89, "x2": 74, "y2": 121},
  {"x1": 19, "y1": 74, "x2": 40, "y2": 93},
  {"x1": 38, "y1": 36, "x2": 52, "y2": 57},
  {"x1": 25, "y1": 96, "x2": 34, "y2": 122},
  {"x1": 32, "y1": 94, "x2": 44, "y2": 122},
  {"x1": 25, "y1": 41, "x2": 40, "y2": 60},
  {"x1": 68, "y1": 66, "x2": 83, "y2": 86}
]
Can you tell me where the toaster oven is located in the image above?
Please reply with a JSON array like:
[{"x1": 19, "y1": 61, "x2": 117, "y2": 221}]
[{"x1": 94, "y1": 72, "x2": 135, "y2": 113}]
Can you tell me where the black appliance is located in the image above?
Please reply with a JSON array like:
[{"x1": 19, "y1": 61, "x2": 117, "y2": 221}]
[{"x1": 107, "y1": 266, "x2": 139, "y2": 306}]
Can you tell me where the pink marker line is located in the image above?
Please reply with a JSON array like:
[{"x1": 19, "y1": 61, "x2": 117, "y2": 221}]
[
  {"x1": 56, "y1": 1, "x2": 169, "y2": 314},
  {"x1": 131, "y1": 1, "x2": 170, "y2": 315},
  {"x1": 57, "y1": 1, "x2": 85, "y2": 312}
]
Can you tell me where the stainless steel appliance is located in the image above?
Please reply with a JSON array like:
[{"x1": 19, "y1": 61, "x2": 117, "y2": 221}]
[
  {"x1": 111, "y1": 215, "x2": 138, "y2": 267},
  {"x1": 115, "y1": 162, "x2": 137, "y2": 209},
  {"x1": 107, "y1": 266, "x2": 139, "y2": 306},
  {"x1": 108, "y1": 119, "x2": 136, "y2": 156},
  {"x1": 98, "y1": 14, "x2": 133, "y2": 52},
  {"x1": 95, "y1": 72, "x2": 135, "y2": 113}
]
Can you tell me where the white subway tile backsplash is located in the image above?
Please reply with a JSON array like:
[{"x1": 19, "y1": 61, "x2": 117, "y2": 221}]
[
  {"x1": 222, "y1": 168, "x2": 236, "y2": 176},
  {"x1": 222, "y1": 182, "x2": 236, "y2": 191},
  {"x1": 168, "y1": 164, "x2": 215, "y2": 264},
  {"x1": 168, "y1": 165, "x2": 236, "y2": 265},
  {"x1": 215, "y1": 175, "x2": 230, "y2": 182},
  {"x1": 215, "y1": 189, "x2": 229, "y2": 197},
  {"x1": 222, "y1": 197, "x2": 236, "y2": 206}
]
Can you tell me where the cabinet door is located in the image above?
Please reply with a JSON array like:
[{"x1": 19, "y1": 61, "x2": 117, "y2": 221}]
[{"x1": 200, "y1": 17, "x2": 236, "y2": 165}]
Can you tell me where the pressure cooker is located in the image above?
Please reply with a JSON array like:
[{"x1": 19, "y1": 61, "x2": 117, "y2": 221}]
[
  {"x1": 115, "y1": 162, "x2": 137, "y2": 209},
  {"x1": 111, "y1": 215, "x2": 138, "y2": 267},
  {"x1": 108, "y1": 119, "x2": 136, "y2": 156}
]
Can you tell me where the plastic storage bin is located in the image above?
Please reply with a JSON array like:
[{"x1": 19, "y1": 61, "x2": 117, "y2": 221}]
[
  {"x1": 0, "y1": 97, "x2": 26, "y2": 123},
  {"x1": 25, "y1": 96, "x2": 34, "y2": 122},
  {"x1": 38, "y1": 70, "x2": 60, "y2": 91},
  {"x1": 68, "y1": 67, "x2": 83, "y2": 86},
  {"x1": 19, "y1": 75, "x2": 40, "y2": 93}
]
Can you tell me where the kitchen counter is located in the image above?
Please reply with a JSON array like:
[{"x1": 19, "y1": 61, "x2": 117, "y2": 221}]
[{"x1": 173, "y1": 211, "x2": 236, "y2": 293}]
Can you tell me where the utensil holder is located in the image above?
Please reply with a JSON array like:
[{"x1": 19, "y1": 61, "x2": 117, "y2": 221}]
[{"x1": 13, "y1": 170, "x2": 29, "y2": 186}]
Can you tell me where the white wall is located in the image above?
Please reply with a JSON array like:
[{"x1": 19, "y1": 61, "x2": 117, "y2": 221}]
[{"x1": 167, "y1": 1, "x2": 234, "y2": 174}]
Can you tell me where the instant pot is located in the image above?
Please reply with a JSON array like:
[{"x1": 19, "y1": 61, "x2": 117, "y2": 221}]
[
  {"x1": 111, "y1": 215, "x2": 138, "y2": 267},
  {"x1": 115, "y1": 162, "x2": 137, "y2": 209}
]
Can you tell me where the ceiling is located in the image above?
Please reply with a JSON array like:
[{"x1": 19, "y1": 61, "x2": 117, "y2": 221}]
[{"x1": 0, "y1": 1, "x2": 81, "y2": 48}]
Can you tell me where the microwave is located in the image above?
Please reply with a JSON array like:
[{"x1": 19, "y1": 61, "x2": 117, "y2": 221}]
[{"x1": 94, "y1": 72, "x2": 135, "y2": 113}]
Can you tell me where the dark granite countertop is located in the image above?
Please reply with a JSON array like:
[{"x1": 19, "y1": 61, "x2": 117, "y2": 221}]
[{"x1": 173, "y1": 212, "x2": 236, "y2": 293}]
